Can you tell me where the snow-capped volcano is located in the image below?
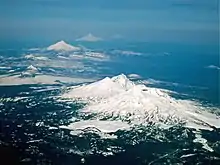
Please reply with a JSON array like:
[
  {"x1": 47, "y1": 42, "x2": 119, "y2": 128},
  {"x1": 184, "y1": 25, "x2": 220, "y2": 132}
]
[
  {"x1": 47, "y1": 40, "x2": 80, "y2": 51},
  {"x1": 76, "y1": 33, "x2": 102, "y2": 42},
  {"x1": 61, "y1": 74, "x2": 220, "y2": 131}
]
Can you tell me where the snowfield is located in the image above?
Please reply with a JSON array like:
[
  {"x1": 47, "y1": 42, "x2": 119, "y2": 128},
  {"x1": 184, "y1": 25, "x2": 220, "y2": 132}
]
[{"x1": 60, "y1": 74, "x2": 220, "y2": 131}]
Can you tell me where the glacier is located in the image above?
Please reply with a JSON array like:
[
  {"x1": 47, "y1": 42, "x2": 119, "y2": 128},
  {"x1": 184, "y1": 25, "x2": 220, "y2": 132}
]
[{"x1": 60, "y1": 74, "x2": 220, "y2": 131}]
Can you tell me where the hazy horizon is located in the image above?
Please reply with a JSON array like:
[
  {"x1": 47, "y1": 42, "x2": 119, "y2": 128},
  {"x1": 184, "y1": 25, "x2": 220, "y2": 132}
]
[{"x1": 0, "y1": 0, "x2": 218, "y2": 44}]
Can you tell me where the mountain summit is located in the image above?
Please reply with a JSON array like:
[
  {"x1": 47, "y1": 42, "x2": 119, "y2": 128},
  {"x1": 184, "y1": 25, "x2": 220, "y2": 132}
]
[{"x1": 47, "y1": 40, "x2": 80, "y2": 51}]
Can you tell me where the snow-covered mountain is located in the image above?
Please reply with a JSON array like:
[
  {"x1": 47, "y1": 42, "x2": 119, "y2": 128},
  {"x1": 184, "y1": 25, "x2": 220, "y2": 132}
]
[
  {"x1": 76, "y1": 33, "x2": 103, "y2": 42},
  {"x1": 47, "y1": 40, "x2": 80, "y2": 51},
  {"x1": 61, "y1": 74, "x2": 220, "y2": 131}
]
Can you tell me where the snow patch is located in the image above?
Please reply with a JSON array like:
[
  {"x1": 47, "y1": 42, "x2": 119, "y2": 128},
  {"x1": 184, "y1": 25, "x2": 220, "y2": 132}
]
[
  {"x1": 48, "y1": 126, "x2": 58, "y2": 130},
  {"x1": 180, "y1": 154, "x2": 196, "y2": 158},
  {"x1": 193, "y1": 130, "x2": 214, "y2": 152}
]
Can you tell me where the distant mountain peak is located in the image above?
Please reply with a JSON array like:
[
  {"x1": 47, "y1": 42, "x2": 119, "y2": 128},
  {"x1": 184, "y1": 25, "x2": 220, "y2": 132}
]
[
  {"x1": 47, "y1": 40, "x2": 80, "y2": 51},
  {"x1": 76, "y1": 33, "x2": 103, "y2": 42}
]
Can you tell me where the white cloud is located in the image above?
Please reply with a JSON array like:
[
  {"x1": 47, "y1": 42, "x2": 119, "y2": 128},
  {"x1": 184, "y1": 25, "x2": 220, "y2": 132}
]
[
  {"x1": 111, "y1": 34, "x2": 124, "y2": 39},
  {"x1": 24, "y1": 54, "x2": 49, "y2": 61},
  {"x1": 69, "y1": 51, "x2": 109, "y2": 62},
  {"x1": 139, "y1": 78, "x2": 207, "y2": 89},
  {"x1": 112, "y1": 50, "x2": 142, "y2": 56},
  {"x1": 206, "y1": 65, "x2": 220, "y2": 70},
  {"x1": 0, "y1": 74, "x2": 96, "y2": 86},
  {"x1": 28, "y1": 48, "x2": 41, "y2": 51}
]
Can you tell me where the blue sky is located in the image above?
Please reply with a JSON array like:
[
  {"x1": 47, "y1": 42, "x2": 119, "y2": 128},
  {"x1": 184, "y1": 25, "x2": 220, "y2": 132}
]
[{"x1": 0, "y1": 0, "x2": 218, "y2": 44}]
